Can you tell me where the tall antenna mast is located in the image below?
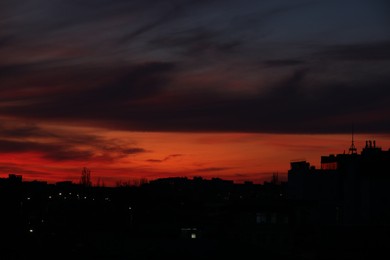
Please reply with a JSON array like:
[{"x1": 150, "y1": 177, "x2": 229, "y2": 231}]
[{"x1": 348, "y1": 124, "x2": 357, "y2": 154}]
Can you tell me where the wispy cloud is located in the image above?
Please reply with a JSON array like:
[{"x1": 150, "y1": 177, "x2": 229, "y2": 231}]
[
  {"x1": 0, "y1": 122, "x2": 147, "y2": 162},
  {"x1": 1, "y1": 0, "x2": 389, "y2": 134},
  {"x1": 196, "y1": 167, "x2": 230, "y2": 172},
  {"x1": 146, "y1": 153, "x2": 183, "y2": 163}
]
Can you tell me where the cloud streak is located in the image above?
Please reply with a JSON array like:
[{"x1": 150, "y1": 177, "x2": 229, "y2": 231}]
[
  {"x1": 1, "y1": 0, "x2": 389, "y2": 134},
  {"x1": 146, "y1": 154, "x2": 183, "y2": 163},
  {"x1": 0, "y1": 122, "x2": 147, "y2": 162},
  {"x1": 2, "y1": 61, "x2": 390, "y2": 133}
]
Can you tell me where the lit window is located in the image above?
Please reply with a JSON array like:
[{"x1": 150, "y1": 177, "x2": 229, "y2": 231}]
[{"x1": 191, "y1": 233, "x2": 196, "y2": 239}]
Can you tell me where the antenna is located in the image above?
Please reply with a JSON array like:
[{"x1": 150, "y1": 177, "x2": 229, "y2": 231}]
[{"x1": 348, "y1": 124, "x2": 357, "y2": 154}]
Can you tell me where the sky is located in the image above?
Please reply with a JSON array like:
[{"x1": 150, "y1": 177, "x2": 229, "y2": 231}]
[{"x1": 1, "y1": 0, "x2": 390, "y2": 186}]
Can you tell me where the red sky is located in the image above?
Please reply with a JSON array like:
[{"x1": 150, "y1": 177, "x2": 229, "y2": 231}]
[
  {"x1": 1, "y1": 1, "x2": 389, "y2": 186},
  {"x1": 1, "y1": 122, "x2": 389, "y2": 186}
]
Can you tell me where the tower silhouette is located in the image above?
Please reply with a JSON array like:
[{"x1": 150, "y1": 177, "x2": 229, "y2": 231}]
[{"x1": 348, "y1": 125, "x2": 357, "y2": 154}]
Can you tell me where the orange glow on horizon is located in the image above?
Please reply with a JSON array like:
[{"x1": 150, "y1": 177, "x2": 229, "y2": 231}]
[{"x1": 1, "y1": 125, "x2": 390, "y2": 187}]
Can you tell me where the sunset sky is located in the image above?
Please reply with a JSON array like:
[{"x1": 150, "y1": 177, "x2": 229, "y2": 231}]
[{"x1": 1, "y1": 0, "x2": 390, "y2": 186}]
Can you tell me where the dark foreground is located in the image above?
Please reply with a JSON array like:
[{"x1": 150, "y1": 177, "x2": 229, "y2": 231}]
[
  {"x1": 2, "y1": 224, "x2": 389, "y2": 260},
  {"x1": 1, "y1": 175, "x2": 390, "y2": 259}
]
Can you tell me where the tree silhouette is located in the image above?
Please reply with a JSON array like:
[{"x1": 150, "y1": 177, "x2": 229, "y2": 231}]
[{"x1": 80, "y1": 167, "x2": 92, "y2": 187}]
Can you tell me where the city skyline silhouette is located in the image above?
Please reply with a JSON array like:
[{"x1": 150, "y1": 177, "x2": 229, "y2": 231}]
[
  {"x1": 1, "y1": 0, "x2": 389, "y2": 185},
  {"x1": 1, "y1": 140, "x2": 389, "y2": 259},
  {"x1": 1, "y1": 1, "x2": 389, "y2": 258}
]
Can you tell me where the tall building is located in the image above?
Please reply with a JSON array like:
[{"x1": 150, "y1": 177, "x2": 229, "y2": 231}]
[{"x1": 287, "y1": 140, "x2": 390, "y2": 226}]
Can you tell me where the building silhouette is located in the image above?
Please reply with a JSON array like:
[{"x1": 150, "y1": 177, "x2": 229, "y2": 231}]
[
  {"x1": 1, "y1": 139, "x2": 390, "y2": 259},
  {"x1": 287, "y1": 139, "x2": 390, "y2": 226}
]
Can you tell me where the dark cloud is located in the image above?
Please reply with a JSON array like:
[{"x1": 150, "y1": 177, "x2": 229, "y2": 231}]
[
  {"x1": 2, "y1": 61, "x2": 390, "y2": 134},
  {"x1": 146, "y1": 154, "x2": 183, "y2": 163},
  {"x1": 0, "y1": 123, "x2": 147, "y2": 162},
  {"x1": 168, "y1": 154, "x2": 183, "y2": 158},
  {"x1": 43, "y1": 148, "x2": 95, "y2": 162},
  {"x1": 0, "y1": 123, "x2": 51, "y2": 138},
  {"x1": 196, "y1": 167, "x2": 230, "y2": 172},
  {"x1": 0, "y1": 64, "x2": 33, "y2": 79},
  {"x1": 146, "y1": 159, "x2": 163, "y2": 163},
  {"x1": 1, "y1": 61, "x2": 176, "y2": 119},
  {"x1": 150, "y1": 27, "x2": 242, "y2": 58},
  {"x1": 317, "y1": 42, "x2": 390, "y2": 61},
  {"x1": 102, "y1": 68, "x2": 389, "y2": 134},
  {"x1": 1, "y1": 0, "x2": 389, "y2": 135},
  {"x1": 263, "y1": 59, "x2": 305, "y2": 67},
  {"x1": 66, "y1": 62, "x2": 176, "y2": 107},
  {"x1": 0, "y1": 35, "x2": 14, "y2": 49},
  {"x1": 119, "y1": 2, "x2": 186, "y2": 43},
  {"x1": 122, "y1": 148, "x2": 147, "y2": 154},
  {"x1": 0, "y1": 139, "x2": 93, "y2": 161}
]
